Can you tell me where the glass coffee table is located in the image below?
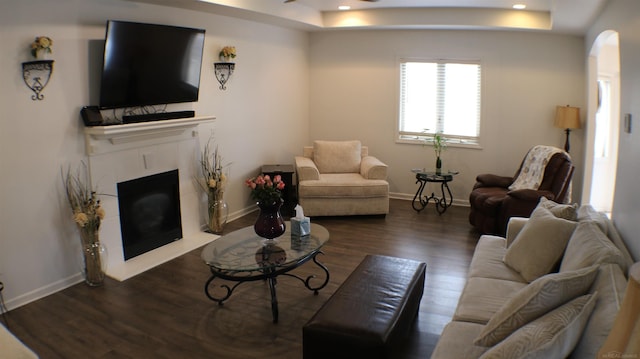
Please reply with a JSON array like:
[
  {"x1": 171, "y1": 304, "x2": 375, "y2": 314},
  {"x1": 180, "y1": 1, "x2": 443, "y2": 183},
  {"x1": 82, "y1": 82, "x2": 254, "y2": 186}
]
[{"x1": 201, "y1": 222, "x2": 330, "y2": 323}]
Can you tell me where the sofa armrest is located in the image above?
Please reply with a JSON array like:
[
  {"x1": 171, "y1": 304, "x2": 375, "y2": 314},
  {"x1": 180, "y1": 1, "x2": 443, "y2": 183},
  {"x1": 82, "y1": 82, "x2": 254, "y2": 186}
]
[
  {"x1": 360, "y1": 156, "x2": 388, "y2": 180},
  {"x1": 474, "y1": 174, "x2": 513, "y2": 189},
  {"x1": 295, "y1": 156, "x2": 320, "y2": 181},
  {"x1": 505, "y1": 217, "x2": 529, "y2": 247}
]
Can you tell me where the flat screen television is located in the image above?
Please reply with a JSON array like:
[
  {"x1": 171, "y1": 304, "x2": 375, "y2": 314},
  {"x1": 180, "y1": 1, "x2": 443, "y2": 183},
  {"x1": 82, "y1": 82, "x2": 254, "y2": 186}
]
[{"x1": 99, "y1": 20, "x2": 206, "y2": 110}]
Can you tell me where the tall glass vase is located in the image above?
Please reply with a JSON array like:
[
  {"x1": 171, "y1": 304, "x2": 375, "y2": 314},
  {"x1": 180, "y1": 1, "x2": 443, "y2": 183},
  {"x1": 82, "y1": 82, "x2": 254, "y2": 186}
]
[
  {"x1": 208, "y1": 191, "x2": 228, "y2": 234},
  {"x1": 79, "y1": 227, "x2": 107, "y2": 286},
  {"x1": 436, "y1": 156, "x2": 442, "y2": 174},
  {"x1": 254, "y1": 199, "x2": 286, "y2": 241}
]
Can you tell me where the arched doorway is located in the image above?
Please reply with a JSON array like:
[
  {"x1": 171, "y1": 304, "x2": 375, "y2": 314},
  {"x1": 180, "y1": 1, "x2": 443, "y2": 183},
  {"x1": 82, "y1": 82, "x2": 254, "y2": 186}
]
[{"x1": 583, "y1": 31, "x2": 620, "y2": 216}]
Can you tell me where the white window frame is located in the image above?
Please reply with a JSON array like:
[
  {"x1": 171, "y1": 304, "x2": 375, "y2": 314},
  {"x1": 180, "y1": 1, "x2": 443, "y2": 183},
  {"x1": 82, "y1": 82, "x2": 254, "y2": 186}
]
[{"x1": 396, "y1": 58, "x2": 483, "y2": 149}]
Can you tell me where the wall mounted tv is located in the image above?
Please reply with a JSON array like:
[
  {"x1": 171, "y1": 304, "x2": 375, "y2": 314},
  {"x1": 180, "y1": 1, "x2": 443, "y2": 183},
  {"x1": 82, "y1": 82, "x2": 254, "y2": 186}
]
[{"x1": 99, "y1": 20, "x2": 206, "y2": 110}]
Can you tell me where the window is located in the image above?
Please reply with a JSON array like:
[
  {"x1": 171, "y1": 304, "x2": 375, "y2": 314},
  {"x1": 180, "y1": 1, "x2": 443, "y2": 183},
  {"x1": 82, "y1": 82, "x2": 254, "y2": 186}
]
[{"x1": 397, "y1": 59, "x2": 481, "y2": 146}]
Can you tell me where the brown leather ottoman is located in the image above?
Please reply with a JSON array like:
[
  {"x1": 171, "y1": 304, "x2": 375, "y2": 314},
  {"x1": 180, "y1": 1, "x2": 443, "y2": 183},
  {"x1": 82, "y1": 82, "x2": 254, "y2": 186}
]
[{"x1": 303, "y1": 255, "x2": 426, "y2": 359}]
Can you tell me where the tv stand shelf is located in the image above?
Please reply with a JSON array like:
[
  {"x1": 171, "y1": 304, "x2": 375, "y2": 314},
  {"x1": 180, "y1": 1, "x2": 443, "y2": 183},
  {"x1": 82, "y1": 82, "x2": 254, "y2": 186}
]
[{"x1": 84, "y1": 115, "x2": 215, "y2": 155}]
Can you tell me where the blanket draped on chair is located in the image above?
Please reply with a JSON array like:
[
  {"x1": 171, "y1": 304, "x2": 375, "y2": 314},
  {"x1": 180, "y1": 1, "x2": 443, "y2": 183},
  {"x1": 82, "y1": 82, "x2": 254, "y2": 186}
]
[{"x1": 508, "y1": 145, "x2": 565, "y2": 191}]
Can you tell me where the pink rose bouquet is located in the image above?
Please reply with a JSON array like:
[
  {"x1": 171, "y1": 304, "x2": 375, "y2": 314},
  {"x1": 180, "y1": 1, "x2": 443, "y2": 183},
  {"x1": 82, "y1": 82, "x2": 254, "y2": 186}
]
[{"x1": 245, "y1": 174, "x2": 285, "y2": 205}]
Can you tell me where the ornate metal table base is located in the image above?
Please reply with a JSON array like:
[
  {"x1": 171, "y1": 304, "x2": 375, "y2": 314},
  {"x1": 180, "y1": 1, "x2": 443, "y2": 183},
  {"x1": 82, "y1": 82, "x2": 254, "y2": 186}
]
[
  {"x1": 412, "y1": 172, "x2": 455, "y2": 215},
  {"x1": 204, "y1": 251, "x2": 330, "y2": 323}
]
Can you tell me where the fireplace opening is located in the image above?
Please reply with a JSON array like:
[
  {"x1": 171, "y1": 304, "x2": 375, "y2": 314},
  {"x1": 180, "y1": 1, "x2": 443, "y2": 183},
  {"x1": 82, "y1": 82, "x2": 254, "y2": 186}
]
[{"x1": 117, "y1": 169, "x2": 183, "y2": 260}]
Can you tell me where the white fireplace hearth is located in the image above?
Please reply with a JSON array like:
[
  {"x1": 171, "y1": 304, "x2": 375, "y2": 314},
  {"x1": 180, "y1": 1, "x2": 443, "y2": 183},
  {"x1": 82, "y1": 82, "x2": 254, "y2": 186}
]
[{"x1": 84, "y1": 116, "x2": 216, "y2": 281}]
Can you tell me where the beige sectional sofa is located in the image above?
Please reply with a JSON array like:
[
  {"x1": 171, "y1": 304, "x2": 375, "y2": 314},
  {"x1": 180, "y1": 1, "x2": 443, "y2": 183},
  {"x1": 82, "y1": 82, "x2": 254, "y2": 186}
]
[
  {"x1": 294, "y1": 140, "x2": 389, "y2": 217},
  {"x1": 0, "y1": 323, "x2": 38, "y2": 358},
  {"x1": 432, "y1": 197, "x2": 636, "y2": 358}
]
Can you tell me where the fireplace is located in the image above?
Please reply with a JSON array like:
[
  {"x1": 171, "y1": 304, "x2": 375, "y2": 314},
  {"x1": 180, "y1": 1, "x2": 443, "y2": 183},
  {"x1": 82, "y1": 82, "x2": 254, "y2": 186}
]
[
  {"x1": 117, "y1": 169, "x2": 183, "y2": 260},
  {"x1": 83, "y1": 116, "x2": 217, "y2": 281}
]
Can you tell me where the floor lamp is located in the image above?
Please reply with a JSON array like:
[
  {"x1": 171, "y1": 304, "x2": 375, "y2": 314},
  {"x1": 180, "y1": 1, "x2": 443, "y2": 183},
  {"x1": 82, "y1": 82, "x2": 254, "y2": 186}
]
[{"x1": 554, "y1": 105, "x2": 581, "y2": 153}]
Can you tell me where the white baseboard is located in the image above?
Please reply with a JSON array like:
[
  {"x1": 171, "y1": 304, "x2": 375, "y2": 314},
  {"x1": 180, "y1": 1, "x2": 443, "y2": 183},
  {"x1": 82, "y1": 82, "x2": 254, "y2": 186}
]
[
  {"x1": 389, "y1": 192, "x2": 469, "y2": 207},
  {"x1": 6, "y1": 273, "x2": 83, "y2": 311}
]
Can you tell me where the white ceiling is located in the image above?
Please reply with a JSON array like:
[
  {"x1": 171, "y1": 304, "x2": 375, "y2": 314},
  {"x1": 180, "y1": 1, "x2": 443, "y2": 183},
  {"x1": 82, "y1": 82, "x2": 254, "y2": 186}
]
[
  {"x1": 295, "y1": 0, "x2": 552, "y2": 12},
  {"x1": 132, "y1": 0, "x2": 608, "y2": 34}
]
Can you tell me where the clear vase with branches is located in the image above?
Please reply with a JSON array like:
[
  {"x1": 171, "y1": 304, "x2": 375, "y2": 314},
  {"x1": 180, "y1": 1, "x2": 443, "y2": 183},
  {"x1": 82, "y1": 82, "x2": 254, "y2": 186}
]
[
  {"x1": 198, "y1": 137, "x2": 231, "y2": 234},
  {"x1": 63, "y1": 162, "x2": 107, "y2": 286}
]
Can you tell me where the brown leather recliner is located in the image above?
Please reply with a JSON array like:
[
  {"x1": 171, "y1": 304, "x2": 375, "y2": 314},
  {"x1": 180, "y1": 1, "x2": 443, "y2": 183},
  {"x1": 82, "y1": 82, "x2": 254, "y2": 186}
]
[{"x1": 468, "y1": 146, "x2": 574, "y2": 235}]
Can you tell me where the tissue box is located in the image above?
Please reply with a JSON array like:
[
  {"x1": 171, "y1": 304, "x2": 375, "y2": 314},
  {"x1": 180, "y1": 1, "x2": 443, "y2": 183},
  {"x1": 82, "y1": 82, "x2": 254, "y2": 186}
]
[{"x1": 291, "y1": 217, "x2": 311, "y2": 237}]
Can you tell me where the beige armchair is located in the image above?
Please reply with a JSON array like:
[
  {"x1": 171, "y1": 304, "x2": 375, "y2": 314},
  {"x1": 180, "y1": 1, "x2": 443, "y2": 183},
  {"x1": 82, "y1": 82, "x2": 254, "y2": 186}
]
[{"x1": 295, "y1": 140, "x2": 389, "y2": 217}]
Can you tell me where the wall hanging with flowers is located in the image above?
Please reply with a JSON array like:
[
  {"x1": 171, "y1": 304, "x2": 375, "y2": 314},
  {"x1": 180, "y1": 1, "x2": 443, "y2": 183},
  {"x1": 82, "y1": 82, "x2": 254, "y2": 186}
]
[
  {"x1": 22, "y1": 36, "x2": 54, "y2": 100},
  {"x1": 214, "y1": 45, "x2": 236, "y2": 90}
]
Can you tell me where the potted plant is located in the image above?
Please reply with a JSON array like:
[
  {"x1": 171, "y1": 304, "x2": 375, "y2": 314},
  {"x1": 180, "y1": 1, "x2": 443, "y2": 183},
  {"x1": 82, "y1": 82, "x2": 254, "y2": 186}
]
[{"x1": 423, "y1": 131, "x2": 447, "y2": 173}]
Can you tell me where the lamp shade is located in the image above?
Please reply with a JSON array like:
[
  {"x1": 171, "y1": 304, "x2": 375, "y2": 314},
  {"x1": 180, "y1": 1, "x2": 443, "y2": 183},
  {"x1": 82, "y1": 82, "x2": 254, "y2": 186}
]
[{"x1": 554, "y1": 105, "x2": 581, "y2": 129}]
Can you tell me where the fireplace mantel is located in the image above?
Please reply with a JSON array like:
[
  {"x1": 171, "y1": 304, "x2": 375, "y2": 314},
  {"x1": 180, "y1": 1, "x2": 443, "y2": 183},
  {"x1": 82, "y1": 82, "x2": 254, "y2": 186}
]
[{"x1": 84, "y1": 116, "x2": 215, "y2": 155}]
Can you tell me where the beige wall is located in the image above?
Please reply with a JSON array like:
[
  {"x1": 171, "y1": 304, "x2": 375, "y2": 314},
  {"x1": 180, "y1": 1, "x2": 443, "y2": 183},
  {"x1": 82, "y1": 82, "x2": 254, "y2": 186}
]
[
  {"x1": 309, "y1": 29, "x2": 586, "y2": 204},
  {"x1": 0, "y1": 0, "x2": 309, "y2": 309}
]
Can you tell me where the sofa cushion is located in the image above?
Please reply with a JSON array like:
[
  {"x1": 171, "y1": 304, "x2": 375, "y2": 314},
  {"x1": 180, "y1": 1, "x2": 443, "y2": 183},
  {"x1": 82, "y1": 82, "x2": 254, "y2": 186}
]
[
  {"x1": 474, "y1": 265, "x2": 598, "y2": 347},
  {"x1": 538, "y1": 196, "x2": 578, "y2": 221},
  {"x1": 313, "y1": 140, "x2": 361, "y2": 173},
  {"x1": 578, "y1": 205, "x2": 636, "y2": 271},
  {"x1": 479, "y1": 294, "x2": 597, "y2": 359},
  {"x1": 454, "y1": 277, "x2": 528, "y2": 324},
  {"x1": 577, "y1": 204, "x2": 610, "y2": 233},
  {"x1": 504, "y1": 206, "x2": 578, "y2": 282},
  {"x1": 570, "y1": 264, "x2": 627, "y2": 359},
  {"x1": 468, "y1": 235, "x2": 527, "y2": 282},
  {"x1": 298, "y1": 173, "x2": 389, "y2": 198},
  {"x1": 560, "y1": 221, "x2": 628, "y2": 273},
  {"x1": 0, "y1": 323, "x2": 38, "y2": 359},
  {"x1": 430, "y1": 321, "x2": 489, "y2": 359}
]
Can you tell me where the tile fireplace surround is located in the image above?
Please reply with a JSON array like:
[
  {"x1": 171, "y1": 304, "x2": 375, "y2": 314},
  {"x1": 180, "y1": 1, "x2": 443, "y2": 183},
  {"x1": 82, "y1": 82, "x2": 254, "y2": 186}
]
[{"x1": 84, "y1": 116, "x2": 215, "y2": 281}]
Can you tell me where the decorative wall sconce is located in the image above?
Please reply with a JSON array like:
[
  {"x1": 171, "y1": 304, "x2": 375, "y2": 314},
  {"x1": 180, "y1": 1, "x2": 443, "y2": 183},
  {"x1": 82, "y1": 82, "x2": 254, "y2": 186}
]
[
  {"x1": 22, "y1": 60, "x2": 54, "y2": 100},
  {"x1": 23, "y1": 36, "x2": 54, "y2": 100},
  {"x1": 214, "y1": 62, "x2": 235, "y2": 90}
]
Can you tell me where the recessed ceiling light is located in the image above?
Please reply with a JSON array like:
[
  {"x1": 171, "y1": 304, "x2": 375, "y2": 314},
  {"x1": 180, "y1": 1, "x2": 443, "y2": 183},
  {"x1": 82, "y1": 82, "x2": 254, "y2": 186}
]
[
  {"x1": 338, "y1": 5, "x2": 351, "y2": 10},
  {"x1": 513, "y1": 4, "x2": 527, "y2": 10}
]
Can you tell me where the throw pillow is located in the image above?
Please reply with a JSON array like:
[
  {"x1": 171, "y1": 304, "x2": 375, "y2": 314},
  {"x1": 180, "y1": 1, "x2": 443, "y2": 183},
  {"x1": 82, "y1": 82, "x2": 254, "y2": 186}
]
[
  {"x1": 313, "y1": 140, "x2": 361, "y2": 174},
  {"x1": 577, "y1": 204, "x2": 610, "y2": 234},
  {"x1": 474, "y1": 265, "x2": 598, "y2": 347},
  {"x1": 503, "y1": 206, "x2": 578, "y2": 282},
  {"x1": 538, "y1": 196, "x2": 578, "y2": 221},
  {"x1": 478, "y1": 294, "x2": 597, "y2": 359},
  {"x1": 570, "y1": 264, "x2": 627, "y2": 359},
  {"x1": 560, "y1": 221, "x2": 627, "y2": 273}
]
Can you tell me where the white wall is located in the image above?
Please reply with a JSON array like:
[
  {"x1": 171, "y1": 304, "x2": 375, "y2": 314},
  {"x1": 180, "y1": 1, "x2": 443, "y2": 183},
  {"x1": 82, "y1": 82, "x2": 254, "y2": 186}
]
[
  {"x1": 0, "y1": 0, "x2": 309, "y2": 309},
  {"x1": 586, "y1": 0, "x2": 640, "y2": 261},
  {"x1": 308, "y1": 30, "x2": 586, "y2": 205}
]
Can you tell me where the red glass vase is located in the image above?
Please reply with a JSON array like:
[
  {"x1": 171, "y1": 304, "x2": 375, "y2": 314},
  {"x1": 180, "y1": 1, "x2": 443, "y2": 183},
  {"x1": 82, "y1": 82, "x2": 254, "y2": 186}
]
[{"x1": 254, "y1": 199, "x2": 286, "y2": 239}]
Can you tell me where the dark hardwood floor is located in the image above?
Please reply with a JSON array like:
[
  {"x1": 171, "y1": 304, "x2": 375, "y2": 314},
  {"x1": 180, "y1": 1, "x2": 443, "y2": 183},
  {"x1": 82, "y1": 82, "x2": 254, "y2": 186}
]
[{"x1": 5, "y1": 199, "x2": 481, "y2": 358}]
